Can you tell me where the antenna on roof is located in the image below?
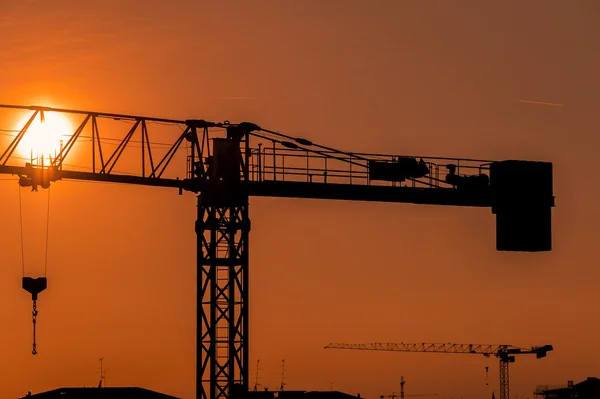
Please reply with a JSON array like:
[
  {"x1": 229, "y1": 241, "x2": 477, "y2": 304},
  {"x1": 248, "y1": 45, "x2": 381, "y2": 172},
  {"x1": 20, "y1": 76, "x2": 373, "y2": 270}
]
[
  {"x1": 280, "y1": 359, "x2": 286, "y2": 392},
  {"x1": 253, "y1": 359, "x2": 261, "y2": 392},
  {"x1": 98, "y1": 357, "x2": 107, "y2": 388}
]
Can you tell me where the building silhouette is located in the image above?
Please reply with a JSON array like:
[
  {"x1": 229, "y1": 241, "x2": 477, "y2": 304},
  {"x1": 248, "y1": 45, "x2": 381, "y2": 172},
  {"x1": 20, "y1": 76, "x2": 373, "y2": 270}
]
[
  {"x1": 535, "y1": 377, "x2": 600, "y2": 399},
  {"x1": 18, "y1": 387, "x2": 180, "y2": 398}
]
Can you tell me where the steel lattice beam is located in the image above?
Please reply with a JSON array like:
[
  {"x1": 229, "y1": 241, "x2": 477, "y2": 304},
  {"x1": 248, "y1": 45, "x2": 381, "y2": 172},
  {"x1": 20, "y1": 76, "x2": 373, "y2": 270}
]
[
  {"x1": 197, "y1": 199, "x2": 250, "y2": 399},
  {"x1": 0, "y1": 104, "x2": 503, "y2": 203},
  {"x1": 324, "y1": 342, "x2": 511, "y2": 355},
  {"x1": 499, "y1": 359, "x2": 509, "y2": 399}
]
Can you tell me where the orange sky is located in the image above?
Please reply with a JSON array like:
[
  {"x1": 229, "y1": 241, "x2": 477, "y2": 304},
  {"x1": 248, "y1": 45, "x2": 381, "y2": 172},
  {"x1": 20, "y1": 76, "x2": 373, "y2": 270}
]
[{"x1": 1, "y1": 1, "x2": 599, "y2": 398}]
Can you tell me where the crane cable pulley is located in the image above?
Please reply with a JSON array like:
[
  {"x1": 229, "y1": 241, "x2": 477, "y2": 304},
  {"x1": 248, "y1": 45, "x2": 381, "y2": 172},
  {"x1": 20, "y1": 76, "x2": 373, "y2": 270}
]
[{"x1": 18, "y1": 183, "x2": 51, "y2": 355}]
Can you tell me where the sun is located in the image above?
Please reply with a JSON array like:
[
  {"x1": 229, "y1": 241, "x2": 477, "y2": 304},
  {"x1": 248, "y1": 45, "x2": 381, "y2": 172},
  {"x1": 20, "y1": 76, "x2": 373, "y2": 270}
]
[{"x1": 16, "y1": 111, "x2": 73, "y2": 163}]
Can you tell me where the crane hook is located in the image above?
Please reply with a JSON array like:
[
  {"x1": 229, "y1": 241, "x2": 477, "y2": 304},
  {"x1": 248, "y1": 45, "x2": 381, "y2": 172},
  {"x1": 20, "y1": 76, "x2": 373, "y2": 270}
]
[{"x1": 22, "y1": 277, "x2": 47, "y2": 355}]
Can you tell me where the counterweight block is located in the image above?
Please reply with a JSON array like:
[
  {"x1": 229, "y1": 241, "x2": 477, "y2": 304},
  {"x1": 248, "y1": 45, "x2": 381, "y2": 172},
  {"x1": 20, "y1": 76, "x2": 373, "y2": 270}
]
[
  {"x1": 22, "y1": 277, "x2": 47, "y2": 300},
  {"x1": 490, "y1": 160, "x2": 554, "y2": 252}
]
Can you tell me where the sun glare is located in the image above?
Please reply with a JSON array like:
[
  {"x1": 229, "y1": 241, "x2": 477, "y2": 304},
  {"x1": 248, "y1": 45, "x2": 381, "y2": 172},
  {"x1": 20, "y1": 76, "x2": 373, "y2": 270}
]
[{"x1": 15, "y1": 111, "x2": 72, "y2": 163}]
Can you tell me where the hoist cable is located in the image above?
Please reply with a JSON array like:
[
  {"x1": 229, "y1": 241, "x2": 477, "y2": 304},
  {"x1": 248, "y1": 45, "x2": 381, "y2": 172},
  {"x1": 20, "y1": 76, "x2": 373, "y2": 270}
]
[
  {"x1": 18, "y1": 185, "x2": 25, "y2": 277},
  {"x1": 44, "y1": 187, "x2": 50, "y2": 277}
]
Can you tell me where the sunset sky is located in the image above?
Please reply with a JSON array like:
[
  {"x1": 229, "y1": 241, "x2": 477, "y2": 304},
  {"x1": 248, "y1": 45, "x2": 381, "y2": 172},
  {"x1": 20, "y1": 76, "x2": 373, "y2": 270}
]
[{"x1": 1, "y1": 1, "x2": 599, "y2": 398}]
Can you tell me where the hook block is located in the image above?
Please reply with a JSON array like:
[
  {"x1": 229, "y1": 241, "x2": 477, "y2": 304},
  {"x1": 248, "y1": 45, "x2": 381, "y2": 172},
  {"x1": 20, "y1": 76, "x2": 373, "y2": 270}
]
[{"x1": 22, "y1": 277, "x2": 47, "y2": 300}]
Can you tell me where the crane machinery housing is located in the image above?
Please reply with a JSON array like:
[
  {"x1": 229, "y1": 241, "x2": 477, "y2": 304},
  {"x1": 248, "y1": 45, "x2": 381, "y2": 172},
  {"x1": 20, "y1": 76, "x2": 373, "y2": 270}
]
[
  {"x1": 0, "y1": 104, "x2": 555, "y2": 399},
  {"x1": 324, "y1": 342, "x2": 554, "y2": 399}
]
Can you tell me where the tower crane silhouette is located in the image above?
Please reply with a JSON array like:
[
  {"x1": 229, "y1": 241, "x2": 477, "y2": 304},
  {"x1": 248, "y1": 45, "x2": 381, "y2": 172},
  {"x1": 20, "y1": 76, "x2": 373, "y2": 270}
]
[
  {"x1": 0, "y1": 104, "x2": 555, "y2": 399},
  {"x1": 324, "y1": 342, "x2": 553, "y2": 399}
]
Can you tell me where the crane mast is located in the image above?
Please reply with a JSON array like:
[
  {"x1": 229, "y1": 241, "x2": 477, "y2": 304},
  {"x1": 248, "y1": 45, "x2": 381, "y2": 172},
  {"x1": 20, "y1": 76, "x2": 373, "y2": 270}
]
[
  {"x1": 0, "y1": 105, "x2": 555, "y2": 399},
  {"x1": 324, "y1": 342, "x2": 553, "y2": 399}
]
